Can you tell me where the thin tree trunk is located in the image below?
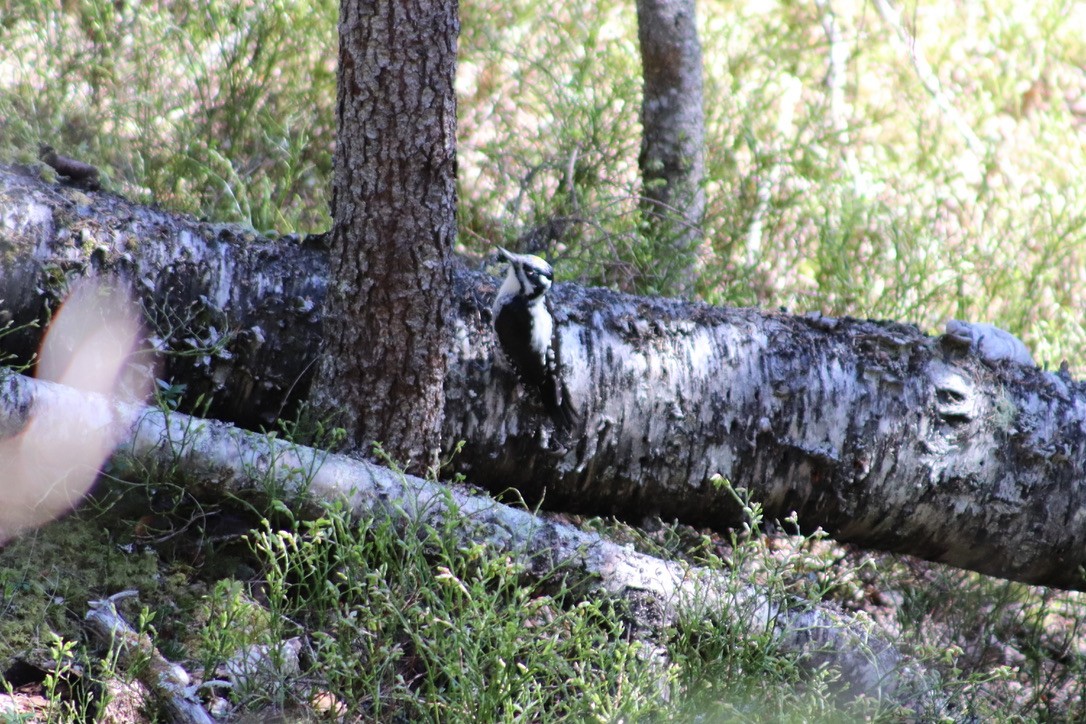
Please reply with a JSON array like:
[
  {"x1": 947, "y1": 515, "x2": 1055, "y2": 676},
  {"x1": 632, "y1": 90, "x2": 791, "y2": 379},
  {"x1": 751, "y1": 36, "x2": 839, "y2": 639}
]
[
  {"x1": 636, "y1": 0, "x2": 706, "y2": 293},
  {"x1": 5, "y1": 164, "x2": 1086, "y2": 591},
  {"x1": 312, "y1": 0, "x2": 460, "y2": 471}
]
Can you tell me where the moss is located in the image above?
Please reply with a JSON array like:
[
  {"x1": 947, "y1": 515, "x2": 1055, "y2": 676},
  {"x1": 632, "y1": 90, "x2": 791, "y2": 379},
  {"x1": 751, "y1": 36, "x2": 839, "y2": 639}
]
[{"x1": 0, "y1": 513, "x2": 163, "y2": 669}]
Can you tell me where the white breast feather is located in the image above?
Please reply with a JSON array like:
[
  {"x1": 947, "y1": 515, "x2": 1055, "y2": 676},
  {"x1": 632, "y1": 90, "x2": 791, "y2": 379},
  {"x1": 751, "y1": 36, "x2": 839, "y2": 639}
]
[{"x1": 528, "y1": 297, "x2": 553, "y2": 356}]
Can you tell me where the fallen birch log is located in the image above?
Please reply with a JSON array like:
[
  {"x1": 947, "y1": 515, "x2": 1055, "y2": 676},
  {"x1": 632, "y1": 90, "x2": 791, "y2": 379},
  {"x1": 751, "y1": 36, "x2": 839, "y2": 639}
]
[{"x1": 6, "y1": 164, "x2": 1086, "y2": 591}]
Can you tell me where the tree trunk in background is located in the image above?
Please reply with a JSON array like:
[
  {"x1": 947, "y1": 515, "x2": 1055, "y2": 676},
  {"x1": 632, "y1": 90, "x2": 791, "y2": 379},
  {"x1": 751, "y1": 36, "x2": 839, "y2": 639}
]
[
  {"x1": 312, "y1": 0, "x2": 459, "y2": 471},
  {"x1": 636, "y1": 0, "x2": 706, "y2": 294},
  {"x1": 8, "y1": 165, "x2": 1086, "y2": 592}
]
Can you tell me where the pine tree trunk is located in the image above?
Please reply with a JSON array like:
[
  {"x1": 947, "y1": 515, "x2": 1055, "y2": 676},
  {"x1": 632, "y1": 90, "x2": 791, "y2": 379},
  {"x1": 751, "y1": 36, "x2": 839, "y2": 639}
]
[{"x1": 311, "y1": 0, "x2": 460, "y2": 471}]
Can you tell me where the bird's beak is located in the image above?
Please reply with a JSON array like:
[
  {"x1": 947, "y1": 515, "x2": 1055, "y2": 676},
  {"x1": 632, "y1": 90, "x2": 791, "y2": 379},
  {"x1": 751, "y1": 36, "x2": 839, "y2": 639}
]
[{"x1": 496, "y1": 246, "x2": 514, "y2": 262}]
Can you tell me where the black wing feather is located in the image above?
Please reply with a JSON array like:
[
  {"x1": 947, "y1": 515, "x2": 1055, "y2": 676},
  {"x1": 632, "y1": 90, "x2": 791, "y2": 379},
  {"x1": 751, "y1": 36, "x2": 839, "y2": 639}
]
[{"x1": 493, "y1": 297, "x2": 578, "y2": 432}]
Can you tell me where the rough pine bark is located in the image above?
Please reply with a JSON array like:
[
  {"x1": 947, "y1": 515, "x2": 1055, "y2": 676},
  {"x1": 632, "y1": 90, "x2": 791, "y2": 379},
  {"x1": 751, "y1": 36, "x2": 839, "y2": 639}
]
[
  {"x1": 7, "y1": 165, "x2": 1086, "y2": 591},
  {"x1": 636, "y1": 0, "x2": 706, "y2": 292},
  {"x1": 312, "y1": 0, "x2": 459, "y2": 470}
]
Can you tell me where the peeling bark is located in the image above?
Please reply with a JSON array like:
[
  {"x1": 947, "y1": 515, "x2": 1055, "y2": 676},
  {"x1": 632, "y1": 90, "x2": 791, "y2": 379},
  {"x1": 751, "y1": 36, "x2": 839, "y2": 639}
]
[
  {"x1": 313, "y1": 0, "x2": 459, "y2": 471},
  {"x1": 0, "y1": 369, "x2": 939, "y2": 709},
  {"x1": 0, "y1": 164, "x2": 327, "y2": 431},
  {"x1": 5, "y1": 164, "x2": 1086, "y2": 590}
]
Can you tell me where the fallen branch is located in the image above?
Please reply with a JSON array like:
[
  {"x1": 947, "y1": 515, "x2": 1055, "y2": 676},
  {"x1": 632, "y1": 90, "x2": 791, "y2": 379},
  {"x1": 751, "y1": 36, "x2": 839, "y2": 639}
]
[
  {"x1": 7, "y1": 164, "x2": 1086, "y2": 591},
  {"x1": 0, "y1": 368, "x2": 940, "y2": 711},
  {"x1": 84, "y1": 591, "x2": 214, "y2": 724}
]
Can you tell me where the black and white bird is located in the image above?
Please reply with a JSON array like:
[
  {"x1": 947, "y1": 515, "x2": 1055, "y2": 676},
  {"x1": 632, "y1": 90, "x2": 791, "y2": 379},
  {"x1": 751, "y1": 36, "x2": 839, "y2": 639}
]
[{"x1": 491, "y1": 246, "x2": 577, "y2": 433}]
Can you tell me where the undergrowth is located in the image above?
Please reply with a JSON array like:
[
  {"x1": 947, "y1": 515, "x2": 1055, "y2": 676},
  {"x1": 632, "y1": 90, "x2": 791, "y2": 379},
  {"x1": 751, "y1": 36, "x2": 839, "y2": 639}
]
[
  {"x1": 4, "y1": 0, "x2": 1086, "y2": 721},
  {"x1": 1, "y1": 394, "x2": 1085, "y2": 719},
  {"x1": 4, "y1": 0, "x2": 1086, "y2": 368}
]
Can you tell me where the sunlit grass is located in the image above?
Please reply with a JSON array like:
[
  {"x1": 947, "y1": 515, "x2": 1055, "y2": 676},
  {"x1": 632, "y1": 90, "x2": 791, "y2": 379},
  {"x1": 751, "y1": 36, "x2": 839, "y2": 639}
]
[
  {"x1": 6, "y1": 0, "x2": 1085, "y2": 367},
  {"x1": 0, "y1": 0, "x2": 336, "y2": 232}
]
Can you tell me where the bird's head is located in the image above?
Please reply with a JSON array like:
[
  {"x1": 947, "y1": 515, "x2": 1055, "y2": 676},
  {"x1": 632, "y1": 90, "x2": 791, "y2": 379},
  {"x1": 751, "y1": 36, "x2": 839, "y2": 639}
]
[{"x1": 496, "y1": 246, "x2": 554, "y2": 300}]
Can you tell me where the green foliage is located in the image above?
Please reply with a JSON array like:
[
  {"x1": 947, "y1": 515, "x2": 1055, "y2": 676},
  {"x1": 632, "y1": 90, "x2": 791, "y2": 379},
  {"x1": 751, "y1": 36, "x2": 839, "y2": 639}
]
[
  {"x1": 0, "y1": 518, "x2": 163, "y2": 650},
  {"x1": 456, "y1": 0, "x2": 1086, "y2": 364},
  {"x1": 6, "y1": 0, "x2": 1086, "y2": 356},
  {"x1": 688, "y1": 0, "x2": 1086, "y2": 360},
  {"x1": 0, "y1": 515, "x2": 197, "y2": 721},
  {"x1": 663, "y1": 480, "x2": 854, "y2": 721},
  {"x1": 3, "y1": 435, "x2": 1086, "y2": 720},
  {"x1": 886, "y1": 561, "x2": 1086, "y2": 720},
  {"x1": 0, "y1": 318, "x2": 37, "y2": 372},
  {"x1": 0, "y1": 0, "x2": 336, "y2": 233},
  {"x1": 6, "y1": 0, "x2": 1086, "y2": 720},
  {"x1": 458, "y1": 2, "x2": 653, "y2": 290},
  {"x1": 241, "y1": 502, "x2": 664, "y2": 721}
]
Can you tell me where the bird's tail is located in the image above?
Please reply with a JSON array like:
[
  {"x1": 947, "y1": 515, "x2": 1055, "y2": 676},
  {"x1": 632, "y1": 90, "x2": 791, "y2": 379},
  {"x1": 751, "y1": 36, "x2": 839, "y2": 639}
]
[{"x1": 544, "y1": 378, "x2": 579, "y2": 436}]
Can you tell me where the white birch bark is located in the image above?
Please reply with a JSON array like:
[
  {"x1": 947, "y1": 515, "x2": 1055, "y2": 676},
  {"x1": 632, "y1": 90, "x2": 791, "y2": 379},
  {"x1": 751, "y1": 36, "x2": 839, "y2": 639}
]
[{"x1": 4, "y1": 164, "x2": 1086, "y2": 590}]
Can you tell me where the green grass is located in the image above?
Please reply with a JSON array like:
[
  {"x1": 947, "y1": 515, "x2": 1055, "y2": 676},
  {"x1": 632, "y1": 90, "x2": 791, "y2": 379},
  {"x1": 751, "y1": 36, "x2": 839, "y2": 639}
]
[
  {"x1": 2, "y1": 413, "x2": 1085, "y2": 720},
  {"x1": 5, "y1": 0, "x2": 1086, "y2": 720},
  {"x1": 0, "y1": 0, "x2": 336, "y2": 232},
  {"x1": 244, "y1": 507, "x2": 665, "y2": 721}
]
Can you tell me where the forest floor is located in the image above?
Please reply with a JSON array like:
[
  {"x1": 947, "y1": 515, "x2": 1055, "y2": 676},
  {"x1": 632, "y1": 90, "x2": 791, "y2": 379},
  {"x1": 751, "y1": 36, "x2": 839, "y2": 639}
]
[{"x1": 1, "y1": 478, "x2": 1084, "y2": 722}]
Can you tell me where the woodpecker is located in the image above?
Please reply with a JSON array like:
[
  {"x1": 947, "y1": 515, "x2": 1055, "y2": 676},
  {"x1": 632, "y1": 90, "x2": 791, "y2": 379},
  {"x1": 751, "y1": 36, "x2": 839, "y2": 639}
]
[{"x1": 491, "y1": 246, "x2": 577, "y2": 433}]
